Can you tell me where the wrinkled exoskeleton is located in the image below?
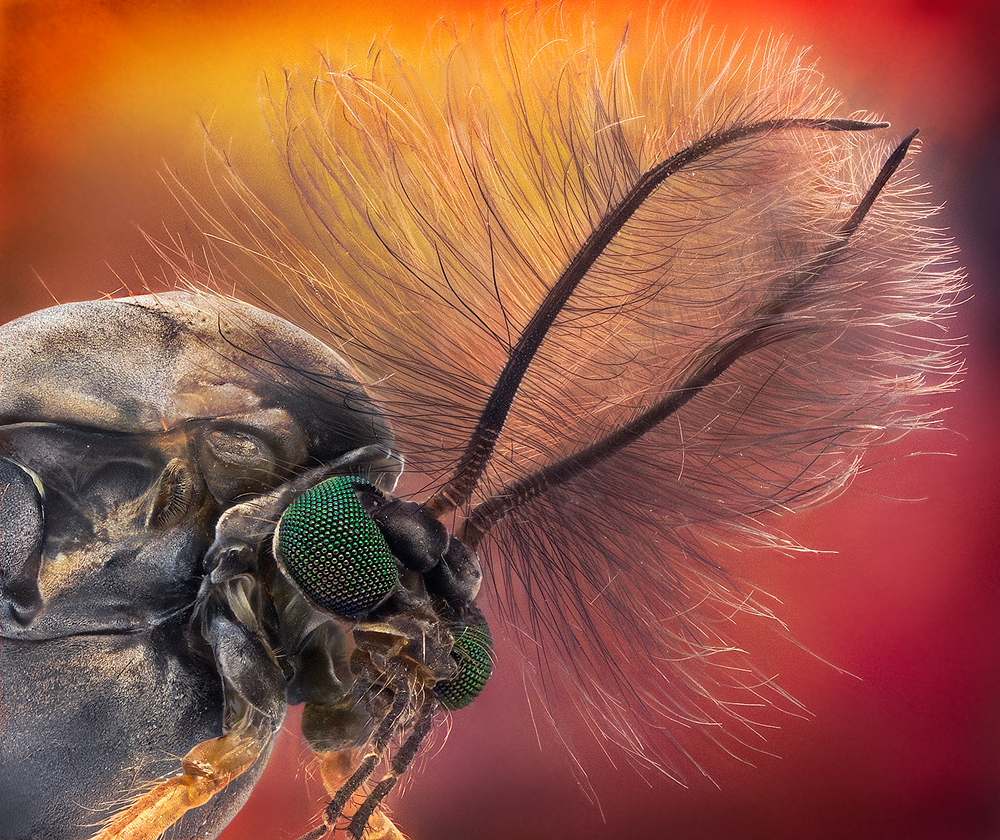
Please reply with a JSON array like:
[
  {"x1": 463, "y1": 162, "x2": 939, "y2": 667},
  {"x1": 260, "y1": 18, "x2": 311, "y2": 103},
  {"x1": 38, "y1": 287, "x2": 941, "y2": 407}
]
[
  {"x1": 0, "y1": 10, "x2": 965, "y2": 840},
  {"x1": 0, "y1": 293, "x2": 488, "y2": 840}
]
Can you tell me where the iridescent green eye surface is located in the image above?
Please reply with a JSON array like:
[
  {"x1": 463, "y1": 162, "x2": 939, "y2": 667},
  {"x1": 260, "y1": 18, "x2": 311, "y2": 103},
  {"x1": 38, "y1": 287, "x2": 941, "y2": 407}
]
[
  {"x1": 435, "y1": 619, "x2": 493, "y2": 710},
  {"x1": 274, "y1": 476, "x2": 398, "y2": 619}
]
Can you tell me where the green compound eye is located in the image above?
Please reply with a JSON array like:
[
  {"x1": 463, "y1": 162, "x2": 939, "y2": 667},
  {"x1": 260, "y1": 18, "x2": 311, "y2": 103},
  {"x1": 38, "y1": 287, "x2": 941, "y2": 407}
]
[
  {"x1": 435, "y1": 618, "x2": 493, "y2": 710},
  {"x1": 274, "y1": 476, "x2": 398, "y2": 620}
]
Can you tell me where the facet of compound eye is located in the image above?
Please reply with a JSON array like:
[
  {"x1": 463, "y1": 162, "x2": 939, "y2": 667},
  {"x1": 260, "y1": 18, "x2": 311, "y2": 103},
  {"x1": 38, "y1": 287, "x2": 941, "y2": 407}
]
[{"x1": 274, "y1": 476, "x2": 400, "y2": 619}]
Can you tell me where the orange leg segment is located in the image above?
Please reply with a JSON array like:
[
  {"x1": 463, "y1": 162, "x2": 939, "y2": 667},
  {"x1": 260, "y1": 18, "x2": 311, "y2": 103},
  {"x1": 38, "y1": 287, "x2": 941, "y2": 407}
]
[{"x1": 91, "y1": 730, "x2": 263, "y2": 840}]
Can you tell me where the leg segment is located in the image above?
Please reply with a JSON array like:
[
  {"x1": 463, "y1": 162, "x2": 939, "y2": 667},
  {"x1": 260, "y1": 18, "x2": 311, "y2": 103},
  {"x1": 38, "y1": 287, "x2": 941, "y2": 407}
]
[
  {"x1": 91, "y1": 729, "x2": 266, "y2": 840},
  {"x1": 347, "y1": 696, "x2": 438, "y2": 840},
  {"x1": 295, "y1": 675, "x2": 411, "y2": 840},
  {"x1": 326, "y1": 675, "x2": 411, "y2": 822},
  {"x1": 300, "y1": 749, "x2": 409, "y2": 840},
  {"x1": 296, "y1": 690, "x2": 440, "y2": 840}
]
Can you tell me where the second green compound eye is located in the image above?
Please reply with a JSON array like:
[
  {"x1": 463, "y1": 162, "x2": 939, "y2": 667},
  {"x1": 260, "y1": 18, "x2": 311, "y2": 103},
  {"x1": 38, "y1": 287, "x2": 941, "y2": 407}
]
[
  {"x1": 435, "y1": 619, "x2": 493, "y2": 710},
  {"x1": 274, "y1": 475, "x2": 398, "y2": 620}
]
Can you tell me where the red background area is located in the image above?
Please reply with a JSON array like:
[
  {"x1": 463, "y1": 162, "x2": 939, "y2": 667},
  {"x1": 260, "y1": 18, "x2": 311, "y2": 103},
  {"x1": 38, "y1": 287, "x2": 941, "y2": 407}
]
[{"x1": 2, "y1": 1, "x2": 999, "y2": 839}]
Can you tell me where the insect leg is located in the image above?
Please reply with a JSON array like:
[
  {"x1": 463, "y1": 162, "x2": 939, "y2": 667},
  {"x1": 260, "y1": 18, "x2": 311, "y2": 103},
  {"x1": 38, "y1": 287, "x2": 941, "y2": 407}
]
[
  {"x1": 296, "y1": 674, "x2": 412, "y2": 840},
  {"x1": 330, "y1": 675, "x2": 411, "y2": 816},
  {"x1": 299, "y1": 749, "x2": 408, "y2": 840},
  {"x1": 347, "y1": 694, "x2": 439, "y2": 839}
]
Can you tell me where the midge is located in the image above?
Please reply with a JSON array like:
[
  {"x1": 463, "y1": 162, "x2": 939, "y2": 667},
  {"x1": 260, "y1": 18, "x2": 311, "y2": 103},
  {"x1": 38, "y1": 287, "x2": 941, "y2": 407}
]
[{"x1": 0, "y1": 8, "x2": 961, "y2": 840}]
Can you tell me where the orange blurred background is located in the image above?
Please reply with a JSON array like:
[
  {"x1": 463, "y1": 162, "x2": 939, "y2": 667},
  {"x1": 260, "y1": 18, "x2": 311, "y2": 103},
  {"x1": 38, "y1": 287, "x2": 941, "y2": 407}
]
[{"x1": 2, "y1": 1, "x2": 999, "y2": 839}]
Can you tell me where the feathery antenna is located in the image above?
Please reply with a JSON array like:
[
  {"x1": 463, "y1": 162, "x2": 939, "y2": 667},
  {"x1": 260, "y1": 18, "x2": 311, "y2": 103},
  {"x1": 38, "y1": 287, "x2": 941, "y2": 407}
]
[
  {"x1": 458, "y1": 129, "x2": 919, "y2": 546},
  {"x1": 427, "y1": 117, "x2": 892, "y2": 518}
]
